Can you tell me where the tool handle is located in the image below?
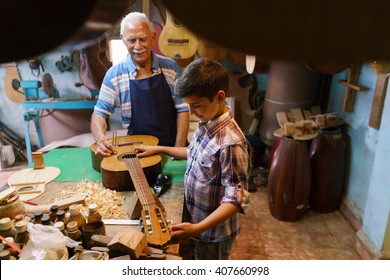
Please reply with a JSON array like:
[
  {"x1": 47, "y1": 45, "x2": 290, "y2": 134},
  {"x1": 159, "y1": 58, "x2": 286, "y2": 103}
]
[{"x1": 23, "y1": 194, "x2": 86, "y2": 214}]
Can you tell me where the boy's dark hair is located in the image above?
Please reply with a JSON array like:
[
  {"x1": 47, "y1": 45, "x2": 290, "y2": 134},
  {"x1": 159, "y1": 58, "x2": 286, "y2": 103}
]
[{"x1": 175, "y1": 58, "x2": 229, "y2": 102}]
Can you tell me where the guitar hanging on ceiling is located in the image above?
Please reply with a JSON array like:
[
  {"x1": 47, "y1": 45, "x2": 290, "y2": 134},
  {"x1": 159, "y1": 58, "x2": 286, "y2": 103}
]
[
  {"x1": 197, "y1": 38, "x2": 228, "y2": 61},
  {"x1": 90, "y1": 134, "x2": 161, "y2": 191},
  {"x1": 124, "y1": 153, "x2": 172, "y2": 246},
  {"x1": 158, "y1": 10, "x2": 198, "y2": 63}
]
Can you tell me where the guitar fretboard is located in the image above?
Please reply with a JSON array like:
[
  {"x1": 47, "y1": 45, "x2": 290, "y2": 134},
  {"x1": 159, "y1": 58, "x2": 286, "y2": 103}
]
[
  {"x1": 123, "y1": 153, "x2": 172, "y2": 246},
  {"x1": 123, "y1": 154, "x2": 155, "y2": 207}
]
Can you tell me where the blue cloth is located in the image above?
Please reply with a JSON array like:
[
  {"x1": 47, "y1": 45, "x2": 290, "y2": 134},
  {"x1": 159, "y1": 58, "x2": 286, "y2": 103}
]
[{"x1": 127, "y1": 72, "x2": 177, "y2": 146}]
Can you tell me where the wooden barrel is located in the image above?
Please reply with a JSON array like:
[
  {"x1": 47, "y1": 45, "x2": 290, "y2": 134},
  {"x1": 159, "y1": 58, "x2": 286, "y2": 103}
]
[
  {"x1": 267, "y1": 137, "x2": 311, "y2": 221},
  {"x1": 267, "y1": 135, "x2": 282, "y2": 171},
  {"x1": 259, "y1": 61, "x2": 321, "y2": 146},
  {"x1": 309, "y1": 127, "x2": 346, "y2": 213}
]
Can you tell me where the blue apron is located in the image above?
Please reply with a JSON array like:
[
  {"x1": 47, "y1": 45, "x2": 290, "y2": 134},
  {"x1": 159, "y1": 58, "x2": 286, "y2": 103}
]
[{"x1": 127, "y1": 71, "x2": 177, "y2": 146}]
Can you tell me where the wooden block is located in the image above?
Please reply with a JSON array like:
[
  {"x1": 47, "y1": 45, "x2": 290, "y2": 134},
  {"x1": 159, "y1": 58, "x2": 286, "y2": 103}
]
[
  {"x1": 283, "y1": 122, "x2": 295, "y2": 136},
  {"x1": 290, "y1": 108, "x2": 305, "y2": 122},
  {"x1": 342, "y1": 64, "x2": 362, "y2": 112},
  {"x1": 164, "y1": 243, "x2": 180, "y2": 255},
  {"x1": 311, "y1": 106, "x2": 322, "y2": 116},
  {"x1": 128, "y1": 192, "x2": 142, "y2": 219},
  {"x1": 165, "y1": 254, "x2": 182, "y2": 260},
  {"x1": 326, "y1": 115, "x2": 337, "y2": 127},
  {"x1": 0, "y1": 187, "x2": 17, "y2": 202},
  {"x1": 276, "y1": 111, "x2": 289, "y2": 127},
  {"x1": 286, "y1": 112, "x2": 294, "y2": 122},
  {"x1": 301, "y1": 120, "x2": 313, "y2": 133},
  {"x1": 294, "y1": 123, "x2": 304, "y2": 136},
  {"x1": 303, "y1": 110, "x2": 312, "y2": 120},
  {"x1": 142, "y1": 246, "x2": 164, "y2": 256},
  {"x1": 315, "y1": 115, "x2": 326, "y2": 127},
  {"x1": 338, "y1": 80, "x2": 369, "y2": 92},
  {"x1": 369, "y1": 73, "x2": 389, "y2": 128},
  {"x1": 107, "y1": 228, "x2": 147, "y2": 259},
  {"x1": 91, "y1": 234, "x2": 113, "y2": 246},
  {"x1": 32, "y1": 152, "x2": 44, "y2": 169}
]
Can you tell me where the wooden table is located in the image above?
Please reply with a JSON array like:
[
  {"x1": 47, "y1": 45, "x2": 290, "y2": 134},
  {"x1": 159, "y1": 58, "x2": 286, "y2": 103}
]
[{"x1": 29, "y1": 181, "x2": 184, "y2": 241}]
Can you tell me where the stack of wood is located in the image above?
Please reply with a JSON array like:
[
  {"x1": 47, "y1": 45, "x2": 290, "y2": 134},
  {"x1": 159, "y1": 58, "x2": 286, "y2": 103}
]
[{"x1": 275, "y1": 106, "x2": 343, "y2": 139}]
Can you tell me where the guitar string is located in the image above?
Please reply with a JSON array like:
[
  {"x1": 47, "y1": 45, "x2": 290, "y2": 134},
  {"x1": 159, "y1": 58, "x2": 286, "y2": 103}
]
[
  {"x1": 124, "y1": 154, "x2": 170, "y2": 241},
  {"x1": 124, "y1": 155, "x2": 152, "y2": 206}
]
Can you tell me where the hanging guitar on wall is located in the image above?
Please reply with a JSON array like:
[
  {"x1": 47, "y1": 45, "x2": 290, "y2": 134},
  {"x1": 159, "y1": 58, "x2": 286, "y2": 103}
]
[
  {"x1": 79, "y1": 38, "x2": 112, "y2": 91},
  {"x1": 197, "y1": 38, "x2": 228, "y2": 61},
  {"x1": 158, "y1": 10, "x2": 198, "y2": 67},
  {"x1": 124, "y1": 153, "x2": 171, "y2": 246}
]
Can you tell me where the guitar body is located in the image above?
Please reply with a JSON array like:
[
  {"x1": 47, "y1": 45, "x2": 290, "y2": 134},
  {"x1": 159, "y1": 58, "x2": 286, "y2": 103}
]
[
  {"x1": 79, "y1": 38, "x2": 112, "y2": 91},
  {"x1": 3, "y1": 63, "x2": 25, "y2": 103},
  {"x1": 152, "y1": 21, "x2": 163, "y2": 55},
  {"x1": 197, "y1": 38, "x2": 228, "y2": 61},
  {"x1": 7, "y1": 166, "x2": 61, "y2": 201},
  {"x1": 158, "y1": 10, "x2": 199, "y2": 60},
  {"x1": 90, "y1": 135, "x2": 161, "y2": 191},
  {"x1": 124, "y1": 153, "x2": 171, "y2": 246}
]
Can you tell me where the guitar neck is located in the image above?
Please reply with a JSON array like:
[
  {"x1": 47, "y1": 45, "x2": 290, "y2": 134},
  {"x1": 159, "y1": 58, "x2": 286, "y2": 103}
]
[
  {"x1": 124, "y1": 153, "x2": 172, "y2": 246},
  {"x1": 124, "y1": 155, "x2": 156, "y2": 207}
]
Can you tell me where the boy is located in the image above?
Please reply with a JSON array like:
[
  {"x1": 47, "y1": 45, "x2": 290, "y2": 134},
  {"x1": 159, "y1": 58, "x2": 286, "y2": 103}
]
[{"x1": 135, "y1": 58, "x2": 250, "y2": 260}]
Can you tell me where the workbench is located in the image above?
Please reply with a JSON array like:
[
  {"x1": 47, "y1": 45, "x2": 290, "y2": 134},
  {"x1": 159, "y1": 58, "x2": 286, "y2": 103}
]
[
  {"x1": 24, "y1": 147, "x2": 186, "y2": 259},
  {"x1": 29, "y1": 181, "x2": 184, "y2": 238}
]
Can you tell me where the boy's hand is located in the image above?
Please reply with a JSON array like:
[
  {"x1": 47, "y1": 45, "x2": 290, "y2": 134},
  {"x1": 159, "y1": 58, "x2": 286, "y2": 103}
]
[
  {"x1": 170, "y1": 222, "x2": 200, "y2": 239},
  {"x1": 133, "y1": 144, "x2": 158, "y2": 158}
]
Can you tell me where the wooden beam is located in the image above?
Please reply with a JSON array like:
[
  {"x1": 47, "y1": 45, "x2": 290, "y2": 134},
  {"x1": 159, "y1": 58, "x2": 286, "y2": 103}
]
[
  {"x1": 142, "y1": 0, "x2": 150, "y2": 18},
  {"x1": 341, "y1": 64, "x2": 362, "y2": 112},
  {"x1": 369, "y1": 73, "x2": 389, "y2": 129}
]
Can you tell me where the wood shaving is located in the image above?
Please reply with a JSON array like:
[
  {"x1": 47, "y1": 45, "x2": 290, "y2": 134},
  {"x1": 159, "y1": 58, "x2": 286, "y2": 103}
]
[{"x1": 55, "y1": 180, "x2": 128, "y2": 219}]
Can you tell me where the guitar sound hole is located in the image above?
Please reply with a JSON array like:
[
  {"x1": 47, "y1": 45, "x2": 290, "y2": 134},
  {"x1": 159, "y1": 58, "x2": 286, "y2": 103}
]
[
  {"x1": 172, "y1": 17, "x2": 182, "y2": 27},
  {"x1": 118, "y1": 152, "x2": 136, "y2": 161},
  {"x1": 18, "y1": 186, "x2": 34, "y2": 192}
]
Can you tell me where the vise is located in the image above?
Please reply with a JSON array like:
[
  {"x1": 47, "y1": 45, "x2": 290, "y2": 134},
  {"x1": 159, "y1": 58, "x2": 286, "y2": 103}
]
[{"x1": 20, "y1": 80, "x2": 49, "y2": 100}]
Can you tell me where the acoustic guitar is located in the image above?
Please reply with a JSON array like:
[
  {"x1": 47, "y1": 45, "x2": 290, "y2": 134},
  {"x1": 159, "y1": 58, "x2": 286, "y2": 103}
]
[
  {"x1": 197, "y1": 38, "x2": 228, "y2": 61},
  {"x1": 2, "y1": 63, "x2": 25, "y2": 104},
  {"x1": 79, "y1": 38, "x2": 112, "y2": 91},
  {"x1": 90, "y1": 135, "x2": 161, "y2": 191},
  {"x1": 152, "y1": 21, "x2": 163, "y2": 55},
  {"x1": 124, "y1": 153, "x2": 171, "y2": 246},
  {"x1": 158, "y1": 10, "x2": 199, "y2": 60}
]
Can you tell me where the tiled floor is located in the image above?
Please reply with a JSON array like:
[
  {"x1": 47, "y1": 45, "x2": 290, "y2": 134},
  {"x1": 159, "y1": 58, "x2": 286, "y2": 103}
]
[{"x1": 229, "y1": 186, "x2": 361, "y2": 260}]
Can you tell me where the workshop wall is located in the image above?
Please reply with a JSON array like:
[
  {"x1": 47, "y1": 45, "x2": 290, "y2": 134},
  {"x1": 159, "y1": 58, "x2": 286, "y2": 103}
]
[
  {"x1": 0, "y1": 50, "x2": 93, "y2": 149},
  {"x1": 328, "y1": 64, "x2": 390, "y2": 256}
]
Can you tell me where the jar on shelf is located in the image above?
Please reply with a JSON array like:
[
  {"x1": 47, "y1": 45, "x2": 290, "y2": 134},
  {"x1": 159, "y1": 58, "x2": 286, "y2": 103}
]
[
  {"x1": 68, "y1": 204, "x2": 86, "y2": 230},
  {"x1": 33, "y1": 211, "x2": 43, "y2": 224},
  {"x1": 54, "y1": 221, "x2": 68, "y2": 236},
  {"x1": 41, "y1": 214, "x2": 52, "y2": 226},
  {"x1": 49, "y1": 205, "x2": 59, "y2": 223},
  {"x1": 0, "y1": 217, "x2": 16, "y2": 238},
  {"x1": 66, "y1": 221, "x2": 82, "y2": 242},
  {"x1": 55, "y1": 210, "x2": 68, "y2": 227},
  {"x1": 14, "y1": 220, "x2": 29, "y2": 247}
]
